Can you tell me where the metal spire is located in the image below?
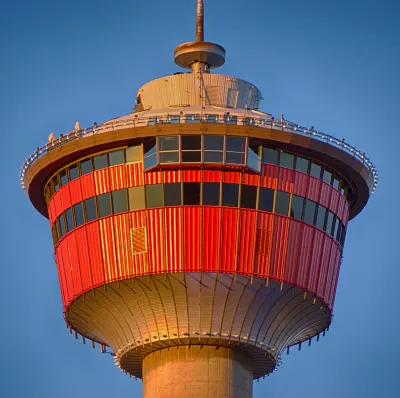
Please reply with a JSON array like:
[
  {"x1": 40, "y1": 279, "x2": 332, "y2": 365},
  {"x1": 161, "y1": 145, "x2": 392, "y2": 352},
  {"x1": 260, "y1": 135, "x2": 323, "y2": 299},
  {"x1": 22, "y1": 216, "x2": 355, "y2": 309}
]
[{"x1": 196, "y1": 0, "x2": 204, "y2": 42}]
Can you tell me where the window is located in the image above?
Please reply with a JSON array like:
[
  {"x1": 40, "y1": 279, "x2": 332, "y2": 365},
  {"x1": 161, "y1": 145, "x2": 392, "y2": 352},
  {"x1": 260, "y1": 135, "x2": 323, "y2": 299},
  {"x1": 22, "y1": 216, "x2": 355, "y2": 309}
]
[
  {"x1": 98, "y1": 193, "x2": 111, "y2": 217},
  {"x1": 60, "y1": 170, "x2": 68, "y2": 186},
  {"x1": 74, "y1": 203, "x2": 84, "y2": 227},
  {"x1": 128, "y1": 186, "x2": 145, "y2": 210},
  {"x1": 304, "y1": 200, "x2": 316, "y2": 224},
  {"x1": 222, "y1": 183, "x2": 239, "y2": 207},
  {"x1": 203, "y1": 183, "x2": 220, "y2": 205},
  {"x1": 204, "y1": 135, "x2": 224, "y2": 163},
  {"x1": 109, "y1": 149, "x2": 125, "y2": 166},
  {"x1": 262, "y1": 148, "x2": 278, "y2": 165},
  {"x1": 144, "y1": 138, "x2": 157, "y2": 169},
  {"x1": 295, "y1": 157, "x2": 309, "y2": 173},
  {"x1": 112, "y1": 189, "x2": 128, "y2": 214},
  {"x1": 279, "y1": 152, "x2": 294, "y2": 169},
  {"x1": 333, "y1": 216, "x2": 340, "y2": 240},
  {"x1": 316, "y1": 205, "x2": 326, "y2": 230},
  {"x1": 259, "y1": 187, "x2": 274, "y2": 212},
  {"x1": 325, "y1": 211, "x2": 334, "y2": 235},
  {"x1": 59, "y1": 214, "x2": 66, "y2": 236},
  {"x1": 339, "y1": 226, "x2": 346, "y2": 247},
  {"x1": 275, "y1": 191, "x2": 290, "y2": 216},
  {"x1": 85, "y1": 197, "x2": 97, "y2": 222},
  {"x1": 164, "y1": 183, "x2": 182, "y2": 206},
  {"x1": 310, "y1": 163, "x2": 322, "y2": 179},
  {"x1": 240, "y1": 185, "x2": 257, "y2": 209},
  {"x1": 160, "y1": 151, "x2": 179, "y2": 163},
  {"x1": 146, "y1": 184, "x2": 163, "y2": 208},
  {"x1": 182, "y1": 135, "x2": 201, "y2": 162},
  {"x1": 65, "y1": 208, "x2": 73, "y2": 232},
  {"x1": 126, "y1": 144, "x2": 142, "y2": 163},
  {"x1": 291, "y1": 195, "x2": 304, "y2": 220},
  {"x1": 80, "y1": 159, "x2": 92, "y2": 175},
  {"x1": 247, "y1": 139, "x2": 261, "y2": 172},
  {"x1": 332, "y1": 177, "x2": 340, "y2": 190},
  {"x1": 52, "y1": 224, "x2": 59, "y2": 244},
  {"x1": 159, "y1": 136, "x2": 179, "y2": 151},
  {"x1": 53, "y1": 176, "x2": 59, "y2": 192},
  {"x1": 183, "y1": 183, "x2": 200, "y2": 205},
  {"x1": 226, "y1": 137, "x2": 245, "y2": 164},
  {"x1": 336, "y1": 221, "x2": 342, "y2": 242},
  {"x1": 322, "y1": 169, "x2": 332, "y2": 184},
  {"x1": 69, "y1": 164, "x2": 79, "y2": 181},
  {"x1": 93, "y1": 154, "x2": 107, "y2": 170}
]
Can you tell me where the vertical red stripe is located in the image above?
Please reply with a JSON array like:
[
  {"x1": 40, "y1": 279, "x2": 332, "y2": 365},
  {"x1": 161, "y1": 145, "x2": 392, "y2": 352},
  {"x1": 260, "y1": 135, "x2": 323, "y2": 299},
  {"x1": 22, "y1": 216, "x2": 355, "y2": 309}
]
[
  {"x1": 147, "y1": 209, "x2": 165, "y2": 274},
  {"x1": 129, "y1": 210, "x2": 148, "y2": 275},
  {"x1": 85, "y1": 222, "x2": 104, "y2": 286},
  {"x1": 308, "y1": 230, "x2": 325, "y2": 294},
  {"x1": 164, "y1": 170, "x2": 182, "y2": 183},
  {"x1": 94, "y1": 169, "x2": 111, "y2": 195},
  {"x1": 53, "y1": 192, "x2": 63, "y2": 217},
  {"x1": 126, "y1": 163, "x2": 144, "y2": 187},
  {"x1": 109, "y1": 165, "x2": 127, "y2": 191},
  {"x1": 203, "y1": 170, "x2": 221, "y2": 182},
  {"x1": 80, "y1": 174, "x2": 95, "y2": 200},
  {"x1": 223, "y1": 172, "x2": 241, "y2": 184},
  {"x1": 220, "y1": 208, "x2": 239, "y2": 273},
  {"x1": 184, "y1": 207, "x2": 201, "y2": 271},
  {"x1": 66, "y1": 233, "x2": 82, "y2": 295},
  {"x1": 165, "y1": 207, "x2": 182, "y2": 272},
  {"x1": 74, "y1": 227, "x2": 92, "y2": 291},
  {"x1": 260, "y1": 164, "x2": 278, "y2": 189},
  {"x1": 297, "y1": 224, "x2": 314, "y2": 289},
  {"x1": 317, "y1": 236, "x2": 333, "y2": 299},
  {"x1": 68, "y1": 179, "x2": 82, "y2": 206},
  {"x1": 278, "y1": 168, "x2": 294, "y2": 193},
  {"x1": 307, "y1": 176, "x2": 321, "y2": 202},
  {"x1": 254, "y1": 212, "x2": 274, "y2": 278},
  {"x1": 284, "y1": 220, "x2": 303, "y2": 284},
  {"x1": 270, "y1": 215, "x2": 290, "y2": 281},
  {"x1": 242, "y1": 173, "x2": 259, "y2": 186},
  {"x1": 202, "y1": 207, "x2": 220, "y2": 271},
  {"x1": 145, "y1": 171, "x2": 163, "y2": 185},
  {"x1": 319, "y1": 182, "x2": 332, "y2": 208},
  {"x1": 293, "y1": 171, "x2": 308, "y2": 197}
]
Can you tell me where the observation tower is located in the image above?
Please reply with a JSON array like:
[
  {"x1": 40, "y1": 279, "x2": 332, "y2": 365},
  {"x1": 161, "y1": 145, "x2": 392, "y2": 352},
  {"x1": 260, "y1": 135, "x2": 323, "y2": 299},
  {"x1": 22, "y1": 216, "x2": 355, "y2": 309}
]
[{"x1": 20, "y1": 1, "x2": 378, "y2": 397}]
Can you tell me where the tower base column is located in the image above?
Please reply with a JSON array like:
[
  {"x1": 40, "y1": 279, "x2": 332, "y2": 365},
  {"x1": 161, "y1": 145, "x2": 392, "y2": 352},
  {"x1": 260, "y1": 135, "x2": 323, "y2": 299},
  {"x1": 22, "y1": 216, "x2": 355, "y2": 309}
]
[{"x1": 142, "y1": 345, "x2": 253, "y2": 398}]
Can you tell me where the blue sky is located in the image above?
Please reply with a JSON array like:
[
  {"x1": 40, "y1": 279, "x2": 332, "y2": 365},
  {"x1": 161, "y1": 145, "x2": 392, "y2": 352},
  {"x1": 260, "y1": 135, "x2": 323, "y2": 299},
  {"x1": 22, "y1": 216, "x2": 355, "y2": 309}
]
[{"x1": 1, "y1": 0, "x2": 398, "y2": 397}]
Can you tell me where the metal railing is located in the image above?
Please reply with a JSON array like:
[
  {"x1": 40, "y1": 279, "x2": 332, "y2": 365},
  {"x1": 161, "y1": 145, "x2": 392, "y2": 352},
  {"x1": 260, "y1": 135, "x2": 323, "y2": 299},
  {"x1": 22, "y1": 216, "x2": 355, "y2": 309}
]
[{"x1": 19, "y1": 114, "x2": 378, "y2": 193}]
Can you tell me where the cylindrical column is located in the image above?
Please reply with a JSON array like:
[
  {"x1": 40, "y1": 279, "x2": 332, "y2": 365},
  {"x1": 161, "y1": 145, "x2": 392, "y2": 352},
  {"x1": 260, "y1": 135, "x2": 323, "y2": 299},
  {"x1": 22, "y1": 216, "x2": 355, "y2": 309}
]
[
  {"x1": 143, "y1": 345, "x2": 253, "y2": 398},
  {"x1": 196, "y1": 0, "x2": 204, "y2": 42}
]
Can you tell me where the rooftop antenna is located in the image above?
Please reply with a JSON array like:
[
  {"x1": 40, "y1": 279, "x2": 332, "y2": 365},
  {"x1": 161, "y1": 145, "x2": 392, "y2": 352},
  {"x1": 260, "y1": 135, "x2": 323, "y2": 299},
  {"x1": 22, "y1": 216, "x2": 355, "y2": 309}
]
[{"x1": 174, "y1": 0, "x2": 225, "y2": 73}]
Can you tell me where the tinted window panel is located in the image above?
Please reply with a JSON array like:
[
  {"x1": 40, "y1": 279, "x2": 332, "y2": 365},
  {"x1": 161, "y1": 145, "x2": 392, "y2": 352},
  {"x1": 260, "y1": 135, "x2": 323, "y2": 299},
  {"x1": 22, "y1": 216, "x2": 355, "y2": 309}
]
[
  {"x1": 98, "y1": 193, "x2": 111, "y2": 217},
  {"x1": 112, "y1": 189, "x2": 128, "y2": 214},
  {"x1": 325, "y1": 211, "x2": 334, "y2": 234},
  {"x1": 65, "y1": 208, "x2": 73, "y2": 231},
  {"x1": 222, "y1": 184, "x2": 239, "y2": 207},
  {"x1": 204, "y1": 151, "x2": 223, "y2": 163},
  {"x1": 53, "y1": 176, "x2": 60, "y2": 192},
  {"x1": 291, "y1": 195, "x2": 304, "y2": 220},
  {"x1": 333, "y1": 178, "x2": 340, "y2": 190},
  {"x1": 316, "y1": 206, "x2": 326, "y2": 230},
  {"x1": 295, "y1": 157, "x2": 309, "y2": 173},
  {"x1": 128, "y1": 186, "x2": 145, "y2": 210},
  {"x1": 247, "y1": 142, "x2": 261, "y2": 172},
  {"x1": 85, "y1": 197, "x2": 97, "y2": 222},
  {"x1": 333, "y1": 216, "x2": 340, "y2": 239},
  {"x1": 262, "y1": 148, "x2": 278, "y2": 165},
  {"x1": 275, "y1": 191, "x2": 290, "y2": 216},
  {"x1": 146, "y1": 184, "x2": 163, "y2": 208},
  {"x1": 74, "y1": 203, "x2": 84, "y2": 227},
  {"x1": 183, "y1": 183, "x2": 201, "y2": 205},
  {"x1": 60, "y1": 170, "x2": 68, "y2": 186},
  {"x1": 181, "y1": 135, "x2": 201, "y2": 150},
  {"x1": 126, "y1": 145, "x2": 143, "y2": 163},
  {"x1": 109, "y1": 150, "x2": 125, "y2": 166},
  {"x1": 69, "y1": 165, "x2": 79, "y2": 181},
  {"x1": 204, "y1": 135, "x2": 224, "y2": 150},
  {"x1": 304, "y1": 200, "x2": 316, "y2": 224},
  {"x1": 159, "y1": 136, "x2": 179, "y2": 151},
  {"x1": 322, "y1": 169, "x2": 332, "y2": 184},
  {"x1": 160, "y1": 152, "x2": 179, "y2": 163},
  {"x1": 310, "y1": 163, "x2": 322, "y2": 178},
  {"x1": 241, "y1": 185, "x2": 257, "y2": 209},
  {"x1": 59, "y1": 215, "x2": 66, "y2": 236},
  {"x1": 164, "y1": 183, "x2": 182, "y2": 206},
  {"x1": 144, "y1": 138, "x2": 156, "y2": 156},
  {"x1": 93, "y1": 154, "x2": 107, "y2": 170},
  {"x1": 226, "y1": 152, "x2": 245, "y2": 164},
  {"x1": 80, "y1": 159, "x2": 92, "y2": 175},
  {"x1": 144, "y1": 153, "x2": 157, "y2": 169},
  {"x1": 203, "y1": 183, "x2": 220, "y2": 205},
  {"x1": 182, "y1": 151, "x2": 201, "y2": 162},
  {"x1": 259, "y1": 187, "x2": 274, "y2": 212},
  {"x1": 226, "y1": 136, "x2": 246, "y2": 152},
  {"x1": 340, "y1": 227, "x2": 346, "y2": 247},
  {"x1": 279, "y1": 152, "x2": 294, "y2": 169}
]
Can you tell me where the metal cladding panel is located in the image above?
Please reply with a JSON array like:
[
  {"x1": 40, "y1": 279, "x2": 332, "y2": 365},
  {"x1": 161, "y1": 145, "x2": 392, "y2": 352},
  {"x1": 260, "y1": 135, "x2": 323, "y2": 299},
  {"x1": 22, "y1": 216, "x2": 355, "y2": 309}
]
[
  {"x1": 337, "y1": 195, "x2": 346, "y2": 222},
  {"x1": 260, "y1": 164, "x2": 278, "y2": 189},
  {"x1": 183, "y1": 169, "x2": 202, "y2": 182},
  {"x1": 283, "y1": 221, "x2": 303, "y2": 285},
  {"x1": 308, "y1": 230, "x2": 325, "y2": 295},
  {"x1": 66, "y1": 233, "x2": 82, "y2": 295},
  {"x1": 330, "y1": 189, "x2": 340, "y2": 215},
  {"x1": 147, "y1": 209, "x2": 165, "y2": 274},
  {"x1": 74, "y1": 227, "x2": 92, "y2": 291},
  {"x1": 184, "y1": 207, "x2": 201, "y2": 271},
  {"x1": 242, "y1": 173, "x2": 259, "y2": 186},
  {"x1": 343, "y1": 204, "x2": 350, "y2": 227},
  {"x1": 53, "y1": 191, "x2": 63, "y2": 218},
  {"x1": 55, "y1": 247, "x2": 68, "y2": 305},
  {"x1": 317, "y1": 237, "x2": 333, "y2": 299},
  {"x1": 278, "y1": 168, "x2": 294, "y2": 193},
  {"x1": 85, "y1": 222, "x2": 104, "y2": 286},
  {"x1": 296, "y1": 224, "x2": 315, "y2": 289},
  {"x1": 126, "y1": 163, "x2": 144, "y2": 187},
  {"x1": 237, "y1": 210, "x2": 257, "y2": 274},
  {"x1": 165, "y1": 207, "x2": 183, "y2": 272},
  {"x1": 60, "y1": 185, "x2": 71, "y2": 210},
  {"x1": 293, "y1": 172, "x2": 308, "y2": 197},
  {"x1": 99, "y1": 218, "x2": 118, "y2": 282},
  {"x1": 113, "y1": 214, "x2": 132, "y2": 279},
  {"x1": 145, "y1": 171, "x2": 163, "y2": 185},
  {"x1": 270, "y1": 216, "x2": 290, "y2": 281},
  {"x1": 326, "y1": 244, "x2": 341, "y2": 306},
  {"x1": 80, "y1": 173, "x2": 95, "y2": 200},
  {"x1": 68, "y1": 179, "x2": 82, "y2": 206},
  {"x1": 199, "y1": 273, "x2": 218, "y2": 335},
  {"x1": 94, "y1": 169, "x2": 110, "y2": 195},
  {"x1": 220, "y1": 208, "x2": 239, "y2": 273},
  {"x1": 203, "y1": 170, "x2": 221, "y2": 183},
  {"x1": 328, "y1": 248, "x2": 342, "y2": 306},
  {"x1": 164, "y1": 170, "x2": 182, "y2": 183},
  {"x1": 59, "y1": 238, "x2": 74, "y2": 303},
  {"x1": 109, "y1": 165, "x2": 127, "y2": 191},
  {"x1": 129, "y1": 211, "x2": 148, "y2": 275},
  {"x1": 319, "y1": 182, "x2": 332, "y2": 208},
  {"x1": 202, "y1": 207, "x2": 220, "y2": 271},
  {"x1": 223, "y1": 172, "x2": 241, "y2": 184},
  {"x1": 307, "y1": 176, "x2": 322, "y2": 203},
  {"x1": 254, "y1": 212, "x2": 274, "y2": 277}
]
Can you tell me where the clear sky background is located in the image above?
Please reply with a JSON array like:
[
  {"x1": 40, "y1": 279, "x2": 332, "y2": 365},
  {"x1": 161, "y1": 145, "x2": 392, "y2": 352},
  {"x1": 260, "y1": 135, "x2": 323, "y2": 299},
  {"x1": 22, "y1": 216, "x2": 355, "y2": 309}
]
[{"x1": 1, "y1": 0, "x2": 398, "y2": 397}]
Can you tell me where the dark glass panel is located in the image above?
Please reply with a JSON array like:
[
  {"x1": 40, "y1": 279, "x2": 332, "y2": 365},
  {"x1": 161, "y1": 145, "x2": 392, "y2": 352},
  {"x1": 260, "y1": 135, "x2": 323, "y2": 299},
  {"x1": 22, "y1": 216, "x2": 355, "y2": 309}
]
[
  {"x1": 262, "y1": 148, "x2": 279, "y2": 165},
  {"x1": 290, "y1": 195, "x2": 304, "y2": 220},
  {"x1": 334, "y1": 216, "x2": 340, "y2": 239},
  {"x1": 322, "y1": 169, "x2": 332, "y2": 184},
  {"x1": 52, "y1": 224, "x2": 58, "y2": 244},
  {"x1": 69, "y1": 164, "x2": 79, "y2": 181},
  {"x1": 340, "y1": 226, "x2": 346, "y2": 247},
  {"x1": 316, "y1": 205, "x2": 327, "y2": 230},
  {"x1": 304, "y1": 200, "x2": 317, "y2": 224},
  {"x1": 182, "y1": 151, "x2": 201, "y2": 163},
  {"x1": 203, "y1": 183, "x2": 220, "y2": 205},
  {"x1": 98, "y1": 193, "x2": 111, "y2": 217},
  {"x1": 60, "y1": 170, "x2": 68, "y2": 186},
  {"x1": 203, "y1": 151, "x2": 223, "y2": 163},
  {"x1": 310, "y1": 163, "x2": 322, "y2": 178},
  {"x1": 279, "y1": 152, "x2": 294, "y2": 169},
  {"x1": 109, "y1": 149, "x2": 125, "y2": 166},
  {"x1": 240, "y1": 185, "x2": 257, "y2": 209},
  {"x1": 128, "y1": 186, "x2": 145, "y2": 210},
  {"x1": 275, "y1": 191, "x2": 290, "y2": 216},
  {"x1": 222, "y1": 184, "x2": 239, "y2": 207},
  {"x1": 333, "y1": 177, "x2": 340, "y2": 190},
  {"x1": 226, "y1": 136, "x2": 246, "y2": 152},
  {"x1": 85, "y1": 197, "x2": 97, "y2": 222},
  {"x1": 204, "y1": 135, "x2": 224, "y2": 150},
  {"x1": 247, "y1": 140, "x2": 261, "y2": 172},
  {"x1": 331, "y1": 216, "x2": 338, "y2": 237},
  {"x1": 325, "y1": 211, "x2": 334, "y2": 235},
  {"x1": 65, "y1": 208, "x2": 73, "y2": 231},
  {"x1": 226, "y1": 152, "x2": 245, "y2": 164},
  {"x1": 53, "y1": 176, "x2": 60, "y2": 192},
  {"x1": 74, "y1": 203, "x2": 84, "y2": 227},
  {"x1": 146, "y1": 184, "x2": 163, "y2": 208},
  {"x1": 59, "y1": 214, "x2": 66, "y2": 236},
  {"x1": 336, "y1": 221, "x2": 342, "y2": 242},
  {"x1": 93, "y1": 154, "x2": 107, "y2": 170},
  {"x1": 164, "y1": 183, "x2": 182, "y2": 206},
  {"x1": 112, "y1": 189, "x2": 128, "y2": 214},
  {"x1": 295, "y1": 157, "x2": 309, "y2": 173},
  {"x1": 126, "y1": 145, "x2": 143, "y2": 163},
  {"x1": 160, "y1": 152, "x2": 179, "y2": 163},
  {"x1": 183, "y1": 183, "x2": 201, "y2": 205},
  {"x1": 159, "y1": 136, "x2": 179, "y2": 151},
  {"x1": 258, "y1": 187, "x2": 274, "y2": 212},
  {"x1": 144, "y1": 153, "x2": 157, "y2": 169},
  {"x1": 80, "y1": 159, "x2": 92, "y2": 175},
  {"x1": 144, "y1": 138, "x2": 156, "y2": 156},
  {"x1": 181, "y1": 135, "x2": 201, "y2": 150}
]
